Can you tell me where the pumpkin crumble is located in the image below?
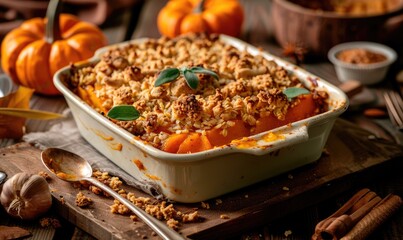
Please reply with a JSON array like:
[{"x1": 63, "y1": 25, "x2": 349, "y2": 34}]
[{"x1": 68, "y1": 33, "x2": 328, "y2": 152}]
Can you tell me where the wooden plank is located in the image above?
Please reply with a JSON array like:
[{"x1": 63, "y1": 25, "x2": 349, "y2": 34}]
[{"x1": 0, "y1": 119, "x2": 402, "y2": 239}]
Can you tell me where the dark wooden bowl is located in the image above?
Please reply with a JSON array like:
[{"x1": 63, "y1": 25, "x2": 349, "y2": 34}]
[{"x1": 271, "y1": 0, "x2": 403, "y2": 58}]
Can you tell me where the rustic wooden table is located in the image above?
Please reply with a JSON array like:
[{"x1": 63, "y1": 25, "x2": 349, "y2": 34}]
[{"x1": 1, "y1": 0, "x2": 403, "y2": 239}]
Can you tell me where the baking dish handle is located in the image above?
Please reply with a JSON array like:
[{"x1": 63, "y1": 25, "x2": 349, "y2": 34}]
[{"x1": 232, "y1": 124, "x2": 309, "y2": 156}]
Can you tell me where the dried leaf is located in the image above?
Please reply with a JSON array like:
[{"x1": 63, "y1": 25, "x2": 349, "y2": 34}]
[
  {"x1": 0, "y1": 86, "x2": 34, "y2": 138},
  {"x1": 0, "y1": 225, "x2": 31, "y2": 239}
]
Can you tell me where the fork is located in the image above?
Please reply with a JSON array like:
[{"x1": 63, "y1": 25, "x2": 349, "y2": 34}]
[{"x1": 383, "y1": 90, "x2": 403, "y2": 130}]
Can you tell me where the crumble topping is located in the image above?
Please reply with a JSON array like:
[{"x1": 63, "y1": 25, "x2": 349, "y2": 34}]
[
  {"x1": 83, "y1": 170, "x2": 199, "y2": 230},
  {"x1": 69, "y1": 33, "x2": 327, "y2": 149}
]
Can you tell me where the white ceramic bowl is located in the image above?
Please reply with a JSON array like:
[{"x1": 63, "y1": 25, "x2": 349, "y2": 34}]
[
  {"x1": 328, "y1": 42, "x2": 397, "y2": 85},
  {"x1": 54, "y1": 35, "x2": 349, "y2": 203}
]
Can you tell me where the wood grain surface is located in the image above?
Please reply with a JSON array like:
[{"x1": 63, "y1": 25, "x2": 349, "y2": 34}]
[
  {"x1": 0, "y1": 119, "x2": 402, "y2": 239},
  {"x1": 1, "y1": 1, "x2": 403, "y2": 239}
]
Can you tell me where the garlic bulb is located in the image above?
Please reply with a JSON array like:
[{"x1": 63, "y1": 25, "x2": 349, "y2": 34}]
[{"x1": 0, "y1": 172, "x2": 52, "y2": 220}]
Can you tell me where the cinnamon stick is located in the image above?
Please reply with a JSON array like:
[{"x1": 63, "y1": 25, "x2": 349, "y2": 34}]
[
  {"x1": 312, "y1": 189, "x2": 401, "y2": 240},
  {"x1": 312, "y1": 189, "x2": 375, "y2": 240},
  {"x1": 341, "y1": 194, "x2": 402, "y2": 240}
]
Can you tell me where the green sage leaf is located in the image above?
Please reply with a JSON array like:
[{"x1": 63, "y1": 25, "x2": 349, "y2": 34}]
[
  {"x1": 107, "y1": 105, "x2": 140, "y2": 121},
  {"x1": 190, "y1": 67, "x2": 219, "y2": 79},
  {"x1": 283, "y1": 87, "x2": 310, "y2": 101},
  {"x1": 154, "y1": 68, "x2": 180, "y2": 87},
  {"x1": 184, "y1": 70, "x2": 199, "y2": 89}
]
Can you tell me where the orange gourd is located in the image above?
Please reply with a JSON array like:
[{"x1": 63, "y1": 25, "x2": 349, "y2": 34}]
[
  {"x1": 1, "y1": 1, "x2": 107, "y2": 95},
  {"x1": 157, "y1": 0, "x2": 244, "y2": 38}
]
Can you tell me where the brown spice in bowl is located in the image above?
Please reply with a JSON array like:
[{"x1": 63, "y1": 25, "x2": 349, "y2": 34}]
[{"x1": 337, "y1": 48, "x2": 387, "y2": 65}]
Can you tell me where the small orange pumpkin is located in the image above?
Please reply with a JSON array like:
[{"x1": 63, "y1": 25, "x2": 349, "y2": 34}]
[
  {"x1": 157, "y1": 0, "x2": 244, "y2": 38},
  {"x1": 1, "y1": 1, "x2": 107, "y2": 95}
]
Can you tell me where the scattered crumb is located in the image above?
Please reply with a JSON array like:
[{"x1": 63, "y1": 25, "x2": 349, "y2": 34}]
[
  {"x1": 38, "y1": 171, "x2": 51, "y2": 181},
  {"x1": 75, "y1": 191, "x2": 93, "y2": 208},
  {"x1": 182, "y1": 211, "x2": 198, "y2": 223},
  {"x1": 244, "y1": 194, "x2": 249, "y2": 198},
  {"x1": 201, "y1": 202, "x2": 210, "y2": 209},
  {"x1": 78, "y1": 170, "x2": 200, "y2": 231},
  {"x1": 89, "y1": 185, "x2": 102, "y2": 195},
  {"x1": 167, "y1": 219, "x2": 179, "y2": 231},
  {"x1": 110, "y1": 199, "x2": 130, "y2": 214},
  {"x1": 215, "y1": 199, "x2": 222, "y2": 205},
  {"x1": 282, "y1": 186, "x2": 290, "y2": 191},
  {"x1": 109, "y1": 176, "x2": 123, "y2": 191},
  {"x1": 287, "y1": 174, "x2": 294, "y2": 179},
  {"x1": 220, "y1": 214, "x2": 230, "y2": 219},
  {"x1": 284, "y1": 230, "x2": 292, "y2": 237},
  {"x1": 39, "y1": 218, "x2": 61, "y2": 228}
]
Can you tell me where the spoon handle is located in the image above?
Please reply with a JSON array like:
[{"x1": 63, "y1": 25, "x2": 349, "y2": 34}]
[
  {"x1": 0, "y1": 108, "x2": 64, "y2": 120},
  {"x1": 84, "y1": 177, "x2": 186, "y2": 240}
]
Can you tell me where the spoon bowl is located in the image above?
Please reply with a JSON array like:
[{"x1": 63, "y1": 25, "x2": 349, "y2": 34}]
[
  {"x1": 41, "y1": 148, "x2": 185, "y2": 240},
  {"x1": 42, "y1": 148, "x2": 92, "y2": 181}
]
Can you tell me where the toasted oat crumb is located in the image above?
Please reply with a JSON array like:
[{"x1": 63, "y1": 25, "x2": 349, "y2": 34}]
[
  {"x1": 110, "y1": 199, "x2": 130, "y2": 214},
  {"x1": 201, "y1": 202, "x2": 210, "y2": 209},
  {"x1": 109, "y1": 176, "x2": 122, "y2": 190},
  {"x1": 39, "y1": 218, "x2": 61, "y2": 228},
  {"x1": 89, "y1": 185, "x2": 102, "y2": 195},
  {"x1": 75, "y1": 191, "x2": 93, "y2": 208},
  {"x1": 220, "y1": 214, "x2": 230, "y2": 219},
  {"x1": 167, "y1": 218, "x2": 179, "y2": 230},
  {"x1": 130, "y1": 215, "x2": 138, "y2": 221},
  {"x1": 287, "y1": 174, "x2": 294, "y2": 179},
  {"x1": 215, "y1": 199, "x2": 223, "y2": 205},
  {"x1": 182, "y1": 211, "x2": 199, "y2": 223},
  {"x1": 282, "y1": 186, "x2": 290, "y2": 191},
  {"x1": 284, "y1": 230, "x2": 292, "y2": 237}
]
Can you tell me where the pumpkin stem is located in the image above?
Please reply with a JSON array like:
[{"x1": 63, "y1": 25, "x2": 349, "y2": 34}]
[
  {"x1": 45, "y1": 0, "x2": 63, "y2": 43},
  {"x1": 194, "y1": 0, "x2": 206, "y2": 13}
]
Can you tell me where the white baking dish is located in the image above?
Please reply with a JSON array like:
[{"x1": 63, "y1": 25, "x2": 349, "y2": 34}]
[{"x1": 54, "y1": 35, "x2": 348, "y2": 203}]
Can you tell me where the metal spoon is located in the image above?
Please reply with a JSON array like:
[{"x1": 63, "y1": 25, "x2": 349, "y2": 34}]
[
  {"x1": 41, "y1": 148, "x2": 185, "y2": 240},
  {"x1": 0, "y1": 171, "x2": 6, "y2": 185}
]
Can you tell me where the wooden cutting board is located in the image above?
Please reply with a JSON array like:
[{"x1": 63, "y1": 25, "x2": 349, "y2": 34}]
[{"x1": 0, "y1": 119, "x2": 402, "y2": 240}]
